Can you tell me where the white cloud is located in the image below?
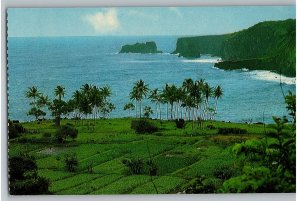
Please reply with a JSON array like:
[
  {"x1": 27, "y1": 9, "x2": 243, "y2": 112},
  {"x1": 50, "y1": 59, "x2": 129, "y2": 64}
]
[
  {"x1": 84, "y1": 9, "x2": 119, "y2": 33},
  {"x1": 169, "y1": 7, "x2": 183, "y2": 18}
]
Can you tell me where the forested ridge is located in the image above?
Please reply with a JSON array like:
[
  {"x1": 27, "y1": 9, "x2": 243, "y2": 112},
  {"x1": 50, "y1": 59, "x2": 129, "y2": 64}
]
[{"x1": 173, "y1": 19, "x2": 296, "y2": 77}]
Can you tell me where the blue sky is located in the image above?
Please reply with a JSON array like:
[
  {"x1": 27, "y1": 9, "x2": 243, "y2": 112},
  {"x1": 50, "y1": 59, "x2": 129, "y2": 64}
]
[{"x1": 7, "y1": 6, "x2": 295, "y2": 37}]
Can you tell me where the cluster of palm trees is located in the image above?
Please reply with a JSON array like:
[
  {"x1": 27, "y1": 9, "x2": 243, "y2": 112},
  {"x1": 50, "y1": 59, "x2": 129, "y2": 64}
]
[
  {"x1": 26, "y1": 84, "x2": 115, "y2": 127},
  {"x1": 126, "y1": 78, "x2": 223, "y2": 121}
]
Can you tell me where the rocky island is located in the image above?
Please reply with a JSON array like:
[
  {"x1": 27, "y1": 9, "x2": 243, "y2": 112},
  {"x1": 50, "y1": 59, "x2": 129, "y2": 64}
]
[
  {"x1": 119, "y1": 41, "x2": 162, "y2": 54},
  {"x1": 172, "y1": 19, "x2": 296, "y2": 77}
]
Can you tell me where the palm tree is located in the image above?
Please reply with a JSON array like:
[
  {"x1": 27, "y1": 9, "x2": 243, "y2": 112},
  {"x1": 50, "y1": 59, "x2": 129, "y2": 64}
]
[
  {"x1": 26, "y1": 86, "x2": 41, "y2": 106},
  {"x1": 149, "y1": 88, "x2": 162, "y2": 119},
  {"x1": 130, "y1": 87, "x2": 139, "y2": 118},
  {"x1": 203, "y1": 82, "x2": 212, "y2": 120},
  {"x1": 133, "y1": 80, "x2": 149, "y2": 118},
  {"x1": 162, "y1": 84, "x2": 170, "y2": 120},
  {"x1": 212, "y1": 85, "x2": 223, "y2": 120},
  {"x1": 72, "y1": 90, "x2": 82, "y2": 120},
  {"x1": 168, "y1": 85, "x2": 178, "y2": 120},
  {"x1": 37, "y1": 95, "x2": 50, "y2": 120},
  {"x1": 26, "y1": 86, "x2": 42, "y2": 121},
  {"x1": 55, "y1": 85, "x2": 65, "y2": 101},
  {"x1": 124, "y1": 102, "x2": 135, "y2": 116},
  {"x1": 100, "y1": 85, "x2": 112, "y2": 103},
  {"x1": 90, "y1": 85, "x2": 102, "y2": 127}
]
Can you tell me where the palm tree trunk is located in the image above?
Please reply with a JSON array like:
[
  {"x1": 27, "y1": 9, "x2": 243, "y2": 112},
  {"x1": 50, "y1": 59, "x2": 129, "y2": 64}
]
[
  {"x1": 170, "y1": 104, "x2": 173, "y2": 120},
  {"x1": 135, "y1": 99, "x2": 138, "y2": 118},
  {"x1": 166, "y1": 103, "x2": 169, "y2": 120},
  {"x1": 140, "y1": 100, "x2": 142, "y2": 118}
]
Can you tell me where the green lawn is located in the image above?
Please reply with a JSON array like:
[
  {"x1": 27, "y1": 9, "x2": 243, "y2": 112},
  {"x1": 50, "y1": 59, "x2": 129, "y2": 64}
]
[{"x1": 9, "y1": 118, "x2": 276, "y2": 194}]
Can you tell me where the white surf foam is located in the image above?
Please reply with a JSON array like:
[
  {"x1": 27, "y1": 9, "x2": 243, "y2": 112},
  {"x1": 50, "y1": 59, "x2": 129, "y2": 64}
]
[
  {"x1": 248, "y1": 70, "x2": 296, "y2": 85},
  {"x1": 182, "y1": 58, "x2": 221, "y2": 63}
]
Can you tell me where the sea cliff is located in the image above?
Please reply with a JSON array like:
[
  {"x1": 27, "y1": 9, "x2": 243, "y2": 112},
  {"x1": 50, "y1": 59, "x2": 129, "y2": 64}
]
[{"x1": 173, "y1": 19, "x2": 296, "y2": 77}]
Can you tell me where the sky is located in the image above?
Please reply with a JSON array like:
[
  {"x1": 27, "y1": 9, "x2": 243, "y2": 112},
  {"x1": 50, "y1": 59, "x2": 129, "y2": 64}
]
[{"x1": 7, "y1": 6, "x2": 295, "y2": 37}]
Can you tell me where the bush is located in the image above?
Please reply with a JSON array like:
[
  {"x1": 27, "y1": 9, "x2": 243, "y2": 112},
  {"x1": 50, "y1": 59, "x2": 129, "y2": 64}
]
[
  {"x1": 122, "y1": 158, "x2": 144, "y2": 175},
  {"x1": 8, "y1": 121, "x2": 26, "y2": 139},
  {"x1": 64, "y1": 153, "x2": 78, "y2": 172},
  {"x1": 213, "y1": 165, "x2": 235, "y2": 180},
  {"x1": 175, "y1": 119, "x2": 186, "y2": 129},
  {"x1": 9, "y1": 156, "x2": 37, "y2": 181},
  {"x1": 9, "y1": 155, "x2": 49, "y2": 195},
  {"x1": 10, "y1": 177, "x2": 50, "y2": 195},
  {"x1": 131, "y1": 119, "x2": 159, "y2": 134},
  {"x1": 146, "y1": 160, "x2": 158, "y2": 176},
  {"x1": 185, "y1": 177, "x2": 221, "y2": 194},
  {"x1": 218, "y1": 127, "x2": 247, "y2": 135},
  {"x1": 55, "y1": 125, "x2": 78, "y2": 143},
  {"x1": 42, "y1": 132, "x2": 52, "y2": 138}
]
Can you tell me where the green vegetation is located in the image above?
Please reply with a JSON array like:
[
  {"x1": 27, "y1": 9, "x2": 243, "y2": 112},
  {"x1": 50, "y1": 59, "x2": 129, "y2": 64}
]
[
  {"x1": 120, "y1": 41, "x2": 162, "y2": 54},
  {"x1": 8, "y1": 79, "x2": 295, "y2": 194},
  {"x1": 8, "y1": 114, "x2": 295, "y2": 194},
  {"x1": 173, "y1": 19, "x2": 296, "y2": 77}
]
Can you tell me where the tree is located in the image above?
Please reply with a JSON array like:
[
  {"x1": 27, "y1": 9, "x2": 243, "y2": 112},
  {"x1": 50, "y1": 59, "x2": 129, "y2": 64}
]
[
  {"x1": 70, "y1": 90, "x2": 82, "y2": 121},
  {"x1": 37, "y1": 95, "x2": 51, "y2": 120},
  {"x1": 212, "y1": 85, "x2": 223, "y2": 120},
  {"x1": 54, "y1": 85, "x2": 65, "y2": 101},
  {"x1": 285, "y1": 91, "x2": 296, "y2": 124},
  {"x1": 131, "y1": 80, "x2": 149, "y2": 118},
  {"x1": 203, "y1": 82, "x2": 213, "y2": 120},
  {"x1": 9, "y1": 155, "x2": 49, "y2": 195},
  {"x1": 149, "y1": 88, "x2": 162, "y2": 119},
  {"x1": 130, "y1": 87, "x2": 139, "y2": 118},
  {"x1": 100, "y1": 86, "x2": 114, "y2": 119},
  {"x1": 26, "y1": 86, "x2": 41, "y2": 106},
  {"x1": 48, "y1": 86, "x2": 68, "y2": 127},
  {"x1": 124, "y1": 102, "x2": 135, "y2": 116},
  {"x1": 26, "y1": 86, "x2": 42, "y2": 121}
]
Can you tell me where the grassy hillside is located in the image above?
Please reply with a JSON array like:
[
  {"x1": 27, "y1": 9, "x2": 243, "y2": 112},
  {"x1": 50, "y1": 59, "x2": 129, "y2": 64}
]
[
  {"x1": 9, "y1": 118, "x2": 278, "y2": 194},
  {"x1": 173, "y1": 19, "x2": 296, "y2": 77}
]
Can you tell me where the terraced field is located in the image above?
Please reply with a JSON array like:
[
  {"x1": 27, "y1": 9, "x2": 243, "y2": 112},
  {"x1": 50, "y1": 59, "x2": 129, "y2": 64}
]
[{"x1": 9, "y1": 118, "x2": 271, "y2": 194}]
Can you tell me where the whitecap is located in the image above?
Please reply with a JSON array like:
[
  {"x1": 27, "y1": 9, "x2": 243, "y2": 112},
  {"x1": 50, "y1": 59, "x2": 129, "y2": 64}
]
[
  {"x1": 182, "y1": 58, "x2": 221, "y2": 63},
  {"x1": 248, "y1": 70, "x2": 295, "y2": 85}
]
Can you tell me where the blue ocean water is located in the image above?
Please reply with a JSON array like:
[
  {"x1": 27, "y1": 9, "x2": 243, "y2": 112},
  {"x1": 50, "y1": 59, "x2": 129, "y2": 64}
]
[{"x1": 8, "y1": 36, "x2": 295, "y2": 123}]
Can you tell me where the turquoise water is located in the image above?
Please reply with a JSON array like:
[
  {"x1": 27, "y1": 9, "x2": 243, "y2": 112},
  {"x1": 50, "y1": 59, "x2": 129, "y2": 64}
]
[{"x1": 8, "y1": 36, "x2": 295, "y2": 123}]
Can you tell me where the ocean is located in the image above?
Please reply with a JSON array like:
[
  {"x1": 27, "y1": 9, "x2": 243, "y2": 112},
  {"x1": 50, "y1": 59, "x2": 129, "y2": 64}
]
[{"x1": 7, "y1": 36, "x2": 296, "y2": 123}]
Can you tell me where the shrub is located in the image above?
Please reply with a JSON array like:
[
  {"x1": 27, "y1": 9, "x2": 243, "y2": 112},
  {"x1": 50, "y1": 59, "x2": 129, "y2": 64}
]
[
  {"x1": 8, "y1": 121, "x2": 26, "y2": 139},
  {"x1": 42, "y1": 132, "x2": 52, "y2": 138},
  {"x1": 55, "y1": 125, "x2": 78, "y2": 143},
  {"x1": 175, "y1": 119, "x2": 185, "y2": 129},
  {"x1": 218, "y1": 127, "x2": 247, "y2": 135},
  {"x1": 9, "y1": 156, "x2": 37, "y2": 181},
  {"x1": 146, "y1": 160, "x2": 158, "y2": 176},
  {"x1": 213, "y1": 165, "x2": 235, "y2": 180},
  {"x1": 9, "y1": 155, "x2": 49, "y2": 195},
  {"x1": 122, "y1": 158, "x2": 144, "y2": 175},
  {"x1": 64, "y1": 153, "x2": 78, "y2": 172},
  {"x1": 10, "y1": 177, "x2": 50, "y2": 195},
  {"x1": 131, "y1": 119, "x2": 158, "y2": 134},
  {"x1": 207, "y1": 125, "x2": 216, "y2": 130},
  {"x1": 185, "y1": 177, "x2": 221, "y2": 194}
]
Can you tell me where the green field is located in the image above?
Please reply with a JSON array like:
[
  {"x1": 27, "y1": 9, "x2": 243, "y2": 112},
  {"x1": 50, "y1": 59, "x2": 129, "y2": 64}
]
[{"x1": 9, "y1": 118, "x2": 281, "y2": 194}]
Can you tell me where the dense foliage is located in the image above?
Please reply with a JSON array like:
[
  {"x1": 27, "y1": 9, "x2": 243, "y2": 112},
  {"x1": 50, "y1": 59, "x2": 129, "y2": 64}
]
[
  {"x1": 55, "y1": 124, "x2": 78, "y2": 143},
  {"x1": 9, "y1": 156, "x2": 49, "y2": 195},
  {"x1": 8, "y1": 120, "x2": 26, "y2": 139},
  {"x1": 131, "y1": 119, "x2": 159, "y2": 134},
  {"x1": 174, "y1": 19, "x2": 296, "y2": 77}
]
